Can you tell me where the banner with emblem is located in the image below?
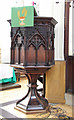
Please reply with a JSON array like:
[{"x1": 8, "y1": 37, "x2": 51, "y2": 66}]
[{"x1": 11, "y1": 6, "x2": 34, "y2": 27}]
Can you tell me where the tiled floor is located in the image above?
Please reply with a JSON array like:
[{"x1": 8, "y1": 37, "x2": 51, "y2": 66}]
[{"x1": 0, "y1": 77, "x2": 74, "y2": 119}]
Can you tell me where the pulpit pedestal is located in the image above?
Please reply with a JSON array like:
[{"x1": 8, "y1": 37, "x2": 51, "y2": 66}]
[{"x1": 13, "y1": 66, "x2": 51, "y2": 113}]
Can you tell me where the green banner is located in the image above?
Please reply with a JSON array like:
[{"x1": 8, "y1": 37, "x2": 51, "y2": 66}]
[{"x1": 11, "y1": 6, "x2": 34, "y2": 27}]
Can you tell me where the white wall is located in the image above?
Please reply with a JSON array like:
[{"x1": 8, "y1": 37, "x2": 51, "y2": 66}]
[
  {"x1": 0, "y1": 0, "x2": 15, "y2": 63},
  {"x1": 53, "y1": 0, "x2": 64, "y2": 60},
  {"x1": 39, "y1": 0, "x2": 64, "y2": 60},
  {"x1": 0, "y1": 0, "x2": 11, "y2": 63},
  {"x1": 0, "y1": 0, "x2": 65, "y2": 63}
]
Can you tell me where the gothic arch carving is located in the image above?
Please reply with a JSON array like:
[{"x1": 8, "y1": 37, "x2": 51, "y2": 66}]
[
  {"x1": 11, "y1": 28, "x2": 24, "y2": 47},
  {"x1": 26, "y1": 31, "x2": 47, "y2": 49}
]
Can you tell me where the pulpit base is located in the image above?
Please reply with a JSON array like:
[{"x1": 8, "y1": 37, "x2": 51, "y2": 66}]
[
  {"x1": 11, "y1": 66, "x2": 51, "y2": 114},
  {"x1": 14, "y1": 105, "x2": 49, "y2": 114},
  {"x1": 14, "y1": 81, "x2": 49, "y2": 114}
]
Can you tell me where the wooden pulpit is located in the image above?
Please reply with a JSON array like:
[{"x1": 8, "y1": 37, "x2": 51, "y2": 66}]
[{"x1": 8, "y1": 16, "x2": 57, "y2": 113}]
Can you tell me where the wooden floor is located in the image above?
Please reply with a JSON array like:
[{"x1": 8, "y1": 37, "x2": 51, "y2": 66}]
[{"x1": 0, "y1": 77, "x2": 73, "y2": 119}]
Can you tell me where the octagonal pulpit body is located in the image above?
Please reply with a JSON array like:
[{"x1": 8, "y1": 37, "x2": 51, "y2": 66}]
[{"x1": 10, "y1": 17, "x2": 57, "y2": 66}]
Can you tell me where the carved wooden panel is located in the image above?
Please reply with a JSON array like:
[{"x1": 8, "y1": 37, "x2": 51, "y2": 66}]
[
  {"x1": 14, "y1": 46, "x2": 19, "y2": 64},
  {"x1": 20, "y1": 45, "x2": 24, "y2": 65},
  {"x1": 11, "y1": 48, "x2": 13, "y2": 64},
  {"x1": 48, "y1": 49, "x2": 54, "y2": 64},
  {"x1": 37, "y1": 45, "x2": 45, "y2": 65},
  {"x1": 27, "y1": 45, "x2": 36, "y2": 65}
]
